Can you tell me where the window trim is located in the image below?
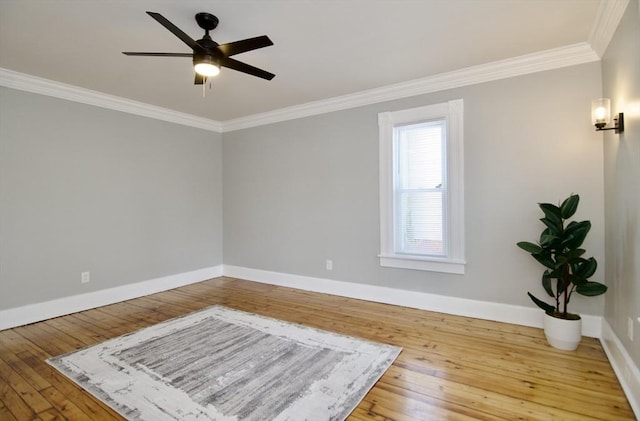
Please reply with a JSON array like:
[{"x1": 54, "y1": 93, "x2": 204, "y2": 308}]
[{"x1": 378, "y1": 99, "x2": 465, "y2": 274}]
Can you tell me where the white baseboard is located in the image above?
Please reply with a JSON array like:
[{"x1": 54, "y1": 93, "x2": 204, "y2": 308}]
[
  {"x1": 0, "y1": 266, "x2": 223, "y2": 330},
  {"x1": 1, "y1": 263, "x2": 604, "y2": 339},
  {"x1": 601, "y1": 320, "x2": 640, "y2": 419},
  {"x1": 222, "y1": 265, "x2": 602, "y2": 338}
]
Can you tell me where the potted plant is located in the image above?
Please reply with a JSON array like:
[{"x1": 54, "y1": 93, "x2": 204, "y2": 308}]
[{"x1": 517, "y1": 194, "x2": 607, "y2": 350}]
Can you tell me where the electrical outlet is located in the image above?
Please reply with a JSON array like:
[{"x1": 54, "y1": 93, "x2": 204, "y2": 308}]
[
  {"x1": 326, "y1": 259, "x2": 333, "y2": 271},
  {"x1": 628, "y1": 317, "x2": 634, "y2": 341},
  {"x1": 81, "y1": 271, "x2": 90, "y2": 284}
]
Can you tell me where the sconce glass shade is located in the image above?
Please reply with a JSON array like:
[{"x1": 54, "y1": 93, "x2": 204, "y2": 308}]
[
  {"x1": 194, "y1": 55, "x2": 220, "y2": 77},
  {"x1": 592, "y1": 98, "x2": 611, "y2": 129}
]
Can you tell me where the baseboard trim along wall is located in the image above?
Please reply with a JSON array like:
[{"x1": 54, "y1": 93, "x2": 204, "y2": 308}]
[
  {"x1": 601, "y1": 320, "x2": 640, "y2": 419},
  {"x1": 222, "y1": 265, "x2": 602, "y2": 338},
  {"x1": 0, "y1": 266, "x2": 223, "y2": 331},
  {"x1": 0, "y1": 264, "x2": 603, "y2": 337}
]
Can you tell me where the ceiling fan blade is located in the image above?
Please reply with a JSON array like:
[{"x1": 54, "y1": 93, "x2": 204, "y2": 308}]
[
  {"x1": 194, "y1": 73, "x2": 205, "y2": 85},
  {"x1": 220, "y1": 57, "x2": 275, "y2": 80},
  {"x1": 217, "y1": 36, "x2": 274, "y2": 57},
  {"x1": 146, "y1": 11, "x2": 205, "y2": 53},
  {"x1": 122, "y1": 52, "x2": 193, "y2": 57}
]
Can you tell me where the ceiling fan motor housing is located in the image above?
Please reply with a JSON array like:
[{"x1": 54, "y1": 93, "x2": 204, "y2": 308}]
[{"x1": 194, "y1": 53, "x2": 218, "y2": 67}]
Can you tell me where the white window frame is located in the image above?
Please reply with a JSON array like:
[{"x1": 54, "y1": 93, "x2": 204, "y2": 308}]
[{"x1": 378, "y1": 99, "x2": 465, "y2": 274}]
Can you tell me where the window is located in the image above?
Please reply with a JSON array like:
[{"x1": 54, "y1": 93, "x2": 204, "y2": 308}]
[{"x1": 378, "y1": 99, "x2": 464, "y2": 274}]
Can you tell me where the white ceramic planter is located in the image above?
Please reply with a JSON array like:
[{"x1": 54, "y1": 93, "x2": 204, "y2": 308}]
[{"x1": 543, "y1": 313, "x2": 582, "y2": 351}]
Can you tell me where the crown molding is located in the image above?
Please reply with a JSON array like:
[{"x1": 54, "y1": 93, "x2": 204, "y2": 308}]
[
  {"x1": 221, "y1": 42, "x2": 600, "y2": 132},
  {"x1": 589, "y1": 0, "x2": 630, "y2": 57},
  {"x1": 0, "y1": 68, "x2": 223, "y2": 133},
  {"x1": 1, "y1": 42, "x2": 599, "y2": 134}
]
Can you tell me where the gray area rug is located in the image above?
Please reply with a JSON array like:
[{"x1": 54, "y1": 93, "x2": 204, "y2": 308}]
[{"x1": 47, "y1": 305, "x2": 401, "y2": 420}]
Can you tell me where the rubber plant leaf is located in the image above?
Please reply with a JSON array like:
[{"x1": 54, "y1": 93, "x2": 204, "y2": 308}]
[
  {"x1": 562, "y1": 221, "x2": 591, "y2": 250},
  {"x1": 533, "y1": 252, "x2": 556, "y2": 270},
  {"x1": 527, "y1": 292, "x2": 556, "y2": 313},
  {"x1": 539, "y1": 203, "x2": 562, "y2": 226},
  {"x1": 541, "y1": 272, "x2": 554, "y2": 298},
  {"x1": 576, "y1": 281, "x2": 608, "y2": 296},
  {"x1": 573, "y1": 257, "x2": 597, "y2": 280},
  {"x1": 540, "y1": 217, "x2": 562, "y2": 236},
  {"x1": 560, "y1": 194, "x2": 580, "y2": 219},
  {"x1": 517, "y1": 241, "x2": 542, "y2": 254},
  {"x1": 540, "y1": 232, "x2": 559, "y2": 248},
  {"x1": 564, "y1": 248, "x2": 586, "y2": 259}
]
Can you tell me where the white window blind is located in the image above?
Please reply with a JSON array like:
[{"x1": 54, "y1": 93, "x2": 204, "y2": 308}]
[{"x1": 394, "y1": 120, "x2": 446, "y2": 257}]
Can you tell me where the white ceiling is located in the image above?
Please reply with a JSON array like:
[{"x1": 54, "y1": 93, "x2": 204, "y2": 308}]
[{"x1": 0, "y1": 0, "x2": 604, "y2": 123}]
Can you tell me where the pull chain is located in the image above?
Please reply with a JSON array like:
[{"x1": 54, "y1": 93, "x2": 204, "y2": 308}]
[{"x1": 201, "y1": 76, "x2": 213, "y2": 97}]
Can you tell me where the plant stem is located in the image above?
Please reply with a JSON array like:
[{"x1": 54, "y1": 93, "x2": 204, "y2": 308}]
[{"x1": 562, "y1": 264, "x2": 570, "y2": 317}]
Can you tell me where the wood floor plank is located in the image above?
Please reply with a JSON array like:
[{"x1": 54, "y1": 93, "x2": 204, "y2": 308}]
[
  {"x1": 394, "y1": 349, "x2": 629, "y2": 410},
  {"x1": 365, "y1": 386, "x2": 482, "y2": 421},
  {"x1": 0, "y1": 276, "x2": 634, "y2": 420},
  {"x1": 381, "y1": 365, "x2": 617, "y2": 420},
  {"x1": 0, "y1": 398, "x2": 19, "y2": 421},
  {"x1": 36, "y1": 406, "x2": 67, "y2": 421},
  {"x1": 0, "y1": 378, "x2": 38, "y2": 420},
  {"x1": 39, "y1": 386, "x2": 96, "y2": 421},
  {"x1": 0, "y1": 347, "x2": 50, "y2": 394},
  {"x1": 42, "y1": 316, "x2": 106, "y2": 347},
  {"x1": 0, "y1": 357, "x2": 53, "y2": 415}
]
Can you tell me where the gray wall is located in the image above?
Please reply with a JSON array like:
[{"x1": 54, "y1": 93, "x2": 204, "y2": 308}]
[
  {"x1": 223, "y1": 62, "x2": 607, "y2": 314},
  {"x1": 0, "y1": 88, "x2": 223, "y2": 309},
  {"x1": 602, "y1": 0, "x2": 640, "y2": 367},
  {"x1": 0, "y1": 56, "x2": 613, "y2": 321}
]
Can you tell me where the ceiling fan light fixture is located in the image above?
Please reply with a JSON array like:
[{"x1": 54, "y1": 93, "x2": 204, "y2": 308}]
[{"x1": 194, "y1": 55, "x2": 220, "y2": 77}]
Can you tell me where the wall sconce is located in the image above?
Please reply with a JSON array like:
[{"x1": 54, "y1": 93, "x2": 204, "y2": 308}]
[{"x1": 592, "y1": 98, "x2": 624, "y2": 133}]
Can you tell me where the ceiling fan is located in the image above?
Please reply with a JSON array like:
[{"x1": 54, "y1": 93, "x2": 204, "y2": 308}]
[{"x1": 123, "y1": 11, "x2": 275, "y2": 84}]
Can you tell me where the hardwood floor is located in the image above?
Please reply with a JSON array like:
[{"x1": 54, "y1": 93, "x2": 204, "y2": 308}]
[{"x1": 0, "y1": 276, "x2": 635, "y2": 420}]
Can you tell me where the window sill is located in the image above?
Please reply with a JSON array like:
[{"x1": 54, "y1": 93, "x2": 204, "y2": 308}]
[{"x1": 378, "y1": 254, "x2": 465, "y2": 274}]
